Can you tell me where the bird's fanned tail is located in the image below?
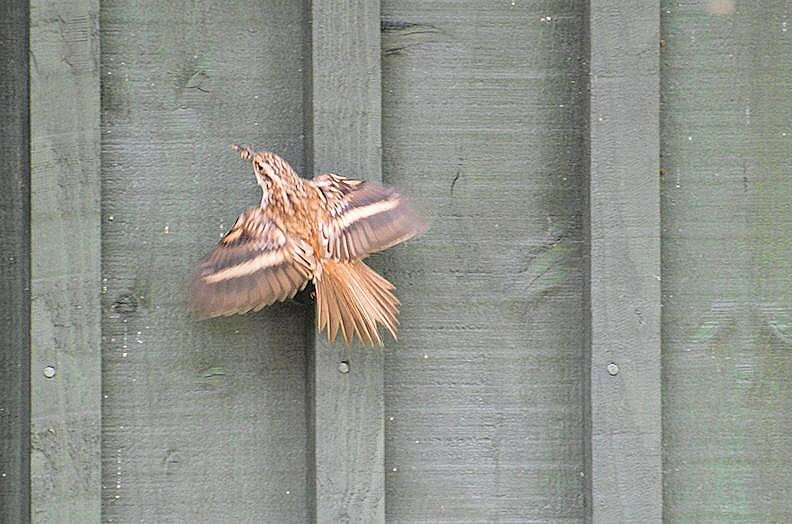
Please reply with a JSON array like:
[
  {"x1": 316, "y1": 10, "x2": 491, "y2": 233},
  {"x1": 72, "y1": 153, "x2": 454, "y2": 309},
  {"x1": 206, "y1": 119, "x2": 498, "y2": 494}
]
[{"x1": 314, "y1": 260, "x2": 399, "y2": 346}]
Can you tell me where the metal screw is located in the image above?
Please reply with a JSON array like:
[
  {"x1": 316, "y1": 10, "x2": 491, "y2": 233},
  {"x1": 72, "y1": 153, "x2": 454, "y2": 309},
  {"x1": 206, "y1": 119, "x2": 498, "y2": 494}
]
[
  {"x1": 607, "y1": 363, "x2": 619, "y2": 376},
  {"x1": 338, "y1": 361, "x2": 350, "y2": 374},
  {"x1": 43, "y1": 366, "x2": 56, "y2": 378}
]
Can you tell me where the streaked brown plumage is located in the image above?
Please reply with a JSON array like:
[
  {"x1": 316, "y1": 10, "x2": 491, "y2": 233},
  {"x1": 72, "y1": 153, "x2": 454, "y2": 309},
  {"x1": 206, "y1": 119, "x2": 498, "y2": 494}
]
[{"x1": 189, "y1": 145, "x2": 426, "y2": 346}]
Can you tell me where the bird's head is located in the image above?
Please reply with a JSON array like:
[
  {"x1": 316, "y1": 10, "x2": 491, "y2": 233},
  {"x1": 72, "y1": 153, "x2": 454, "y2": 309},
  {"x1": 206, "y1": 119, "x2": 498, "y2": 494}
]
[{"x1": 231, "y1": 145, "x2": 298, "y2": 202}]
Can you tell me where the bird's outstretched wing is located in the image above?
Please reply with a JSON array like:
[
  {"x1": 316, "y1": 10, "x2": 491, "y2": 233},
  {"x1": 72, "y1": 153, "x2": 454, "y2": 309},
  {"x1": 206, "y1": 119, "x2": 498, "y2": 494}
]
[
  {"x1": 189, "y1": 207, "x2": 315, "y2": 318},
  {"x1": 314, "y1": 174, "x2": 427, "y2": 261}
]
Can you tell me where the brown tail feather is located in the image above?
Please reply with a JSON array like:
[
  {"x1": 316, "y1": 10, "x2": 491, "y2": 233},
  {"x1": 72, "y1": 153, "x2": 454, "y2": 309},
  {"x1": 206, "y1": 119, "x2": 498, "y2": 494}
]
[{"x1": 314, "y1": 260, "x2": 399, "y2": 346}]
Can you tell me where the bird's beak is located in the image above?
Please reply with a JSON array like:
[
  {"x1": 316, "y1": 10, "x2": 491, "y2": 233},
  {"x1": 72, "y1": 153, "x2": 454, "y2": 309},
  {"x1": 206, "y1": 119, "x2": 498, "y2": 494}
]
[{"x1": 231, "y1": 144, "x2": 255, "y2": 162}]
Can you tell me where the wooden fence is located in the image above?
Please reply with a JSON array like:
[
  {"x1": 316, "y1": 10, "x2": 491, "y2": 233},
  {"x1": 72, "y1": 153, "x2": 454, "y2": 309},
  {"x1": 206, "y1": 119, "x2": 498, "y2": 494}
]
[{"x1": 1, "y1": 0, "x2": 789, "y2": 522}]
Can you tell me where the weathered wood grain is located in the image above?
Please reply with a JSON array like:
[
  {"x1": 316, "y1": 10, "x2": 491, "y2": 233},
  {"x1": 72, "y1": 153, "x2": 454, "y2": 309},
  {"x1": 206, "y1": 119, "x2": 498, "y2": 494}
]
[
  {"x1": 304, "y1": 1, "x2": 385, "y2": 522},
  {"x1": 381, "y1": 1, "x2": 588, "y2": 520},
  {"x1": 0, "y1": 1, "x2": 31, "y2": 521},
  {"x1": 661, "y1": 1, "x2": 792, "y2": 521},
  {"x1": 100, "y1": 1, "x2": 309, "y2": 521},
  {"x1": 28, "y1": 0, "x2": 102, "y2": 521},
  {"x1": 587, "y1": 2, "x2": 662, "y2": 522}
]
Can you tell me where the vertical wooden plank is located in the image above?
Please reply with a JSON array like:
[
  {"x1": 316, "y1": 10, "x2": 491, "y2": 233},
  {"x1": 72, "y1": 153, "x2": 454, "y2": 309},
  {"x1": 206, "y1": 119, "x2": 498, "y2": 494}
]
[
  {"x1": 587, "y1": 2, "x2": 662, "y2": 522},
  {"x1": 661, "y1": 1, "x2": 792, "y2": 521},
  {"x1": 100, "y1": 1, "x2": 308, "y2": 521},
  {"x1": 28, "y1": 0, "x2": 102, "y2": 521},
  {"x1": 304, "y1": 1, "x2": 385, "y2": 521},
  {"x1": 381, "y1": 1, "x2": 588, "y2": 521},
  {"x1": 0, "y1": 1, "x2": 31, "y2": 521}
]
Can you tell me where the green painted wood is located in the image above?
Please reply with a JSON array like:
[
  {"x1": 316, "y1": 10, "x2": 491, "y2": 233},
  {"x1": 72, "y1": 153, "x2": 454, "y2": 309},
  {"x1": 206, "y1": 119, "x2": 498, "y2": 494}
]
[
  {"x1": 0, "y1": 0, "x2": 31, "y2": 521},
  {"x1": 28, "y1": 0, "x2": 102, "y2": 521},
  {"x1": 381, "y1": 1, "x2": 588, "y2": 520},
  {"x1": 304, "y1": 1, "x2": 385, "y2": 522},
  {"x1": 661, "y1": 1, "x2": 792, "y2": 522},
  {"x1": 587, "y1": 2, "x2": 662, "y2": 522},
  {"x1": 100, "y1": 1, "x2": 309, "y2": 521}
]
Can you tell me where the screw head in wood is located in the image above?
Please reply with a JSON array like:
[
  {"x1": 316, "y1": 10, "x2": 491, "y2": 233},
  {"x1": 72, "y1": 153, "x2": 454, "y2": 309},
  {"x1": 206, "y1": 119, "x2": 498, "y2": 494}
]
[
  {"x1": 338, "y1": 361, "x2": 350, "y2": 374},
  {"x1": 43, "y1": 366, "x2": 56, "y2": 378},
  {"x1": 607, "y1": 363, "x2": 619, "y2": 376}
]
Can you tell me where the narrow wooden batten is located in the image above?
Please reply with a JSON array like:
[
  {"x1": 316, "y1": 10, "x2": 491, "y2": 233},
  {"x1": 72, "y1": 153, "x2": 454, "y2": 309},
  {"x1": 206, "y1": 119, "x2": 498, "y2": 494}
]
[
  {"x1": 303, "y1": 1, "x2": 386, "y2": 522},
  {"x1": 586, "y1": 2, "x2": 663, "y2": 522}
]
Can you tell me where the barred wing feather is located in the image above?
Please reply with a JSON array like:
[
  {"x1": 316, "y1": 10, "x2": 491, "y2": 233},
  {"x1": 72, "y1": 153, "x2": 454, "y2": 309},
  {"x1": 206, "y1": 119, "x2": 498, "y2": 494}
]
[
  {"x1": 314, "y1": 174, "x2": 427, "y2": 261},
  {"x1": 189, "y1": 207, "x2": 315, "y2": 318}
]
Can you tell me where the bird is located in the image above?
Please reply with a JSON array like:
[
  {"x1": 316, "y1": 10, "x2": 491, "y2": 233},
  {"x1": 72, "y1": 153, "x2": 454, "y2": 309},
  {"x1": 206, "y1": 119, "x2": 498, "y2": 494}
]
[{"x1": 188, "y1": 145, "x2": 427, "y2": 346}]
